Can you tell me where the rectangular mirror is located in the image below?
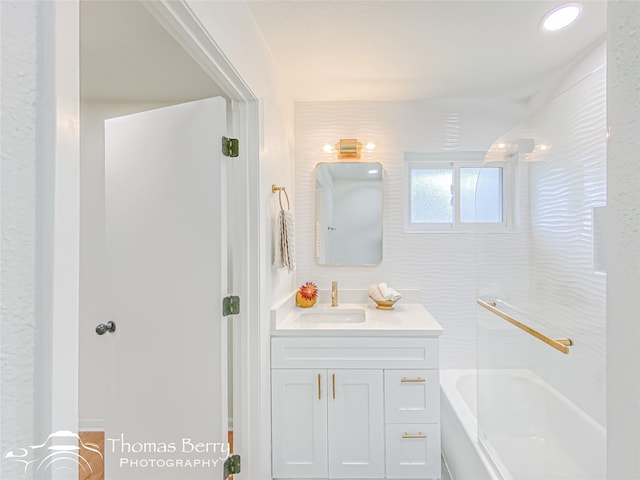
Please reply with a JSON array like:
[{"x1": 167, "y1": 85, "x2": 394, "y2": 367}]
[{"x1": 315, "y1": 162, "x2": 383, "y2": 265}]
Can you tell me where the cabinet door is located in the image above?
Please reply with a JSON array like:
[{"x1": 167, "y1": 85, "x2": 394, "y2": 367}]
[
  {"x1": 328, "y1": 369, "x2": 385, "y2": 478},
  {"x1": 272, "y1": 369, "x2": 328, "y2": 478}
]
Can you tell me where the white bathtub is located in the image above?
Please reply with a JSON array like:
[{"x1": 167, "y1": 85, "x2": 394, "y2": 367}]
[
  {"x1": 441, "y1": 369, "x2": 500, "y2": 480},
  {"x1": 440, "y1": 369, "x2": 606, "y2": 480}
]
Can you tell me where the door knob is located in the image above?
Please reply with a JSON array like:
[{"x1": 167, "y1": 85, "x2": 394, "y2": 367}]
[{"x1": 95, "y1": 321, "x2": 116, "y2": 335}]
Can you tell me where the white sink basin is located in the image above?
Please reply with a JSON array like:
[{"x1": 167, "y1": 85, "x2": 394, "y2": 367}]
[{"x1": 298, "y1": 308, "x2": 366, "y2": 324}]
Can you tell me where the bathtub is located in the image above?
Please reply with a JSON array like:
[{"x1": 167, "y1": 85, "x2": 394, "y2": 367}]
[
  {"x1": 441, "y1": 369, "x2": 499, "y2": 480},
  {"x1": 440, "y1": 369, "x2": 606, "y2": 480}
]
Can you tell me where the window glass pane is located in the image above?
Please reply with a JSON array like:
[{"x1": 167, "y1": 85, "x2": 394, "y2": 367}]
[
  {"x1": 411, "y1": 168, "x2": 453, "y2": 223},
  {"x1": 460, "y1": 167, "x2": 503, "y2": 223}
]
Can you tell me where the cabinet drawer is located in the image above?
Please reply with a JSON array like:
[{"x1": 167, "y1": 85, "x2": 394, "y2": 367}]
[
  {"x1": 385, "y1": 424, "x2": 441, "y2": 479},
  {"x1": 384, "y1": 370, "x2": 439, "y2": 424},
  {"x1": 272, "y1": 337, "x2": 438, "y2": 369}
]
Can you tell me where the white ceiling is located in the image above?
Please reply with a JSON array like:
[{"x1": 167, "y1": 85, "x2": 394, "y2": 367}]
[
  {"x1": 80, "y1": 1, "x2": 224, "y2": 103},
  {"x1": 247, "y1": 0, "x2": 607, "y2": 102},
  {"x1": 80, "y1": 1, "x2": 607, "y2": 104}
]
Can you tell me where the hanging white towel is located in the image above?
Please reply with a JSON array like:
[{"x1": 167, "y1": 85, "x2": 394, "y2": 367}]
[
  {"x1": 274, "y1": 210, "x2": 296, "y2": 272},
  {"x1": 274, "y1": 211, "x2": 284, "y2": 268}
]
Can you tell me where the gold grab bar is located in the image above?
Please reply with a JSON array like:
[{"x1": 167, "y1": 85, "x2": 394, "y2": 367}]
[
  {"x1": 401, "y1": 377, "x2": 425, "y2": 383},
  {"x1": 477, "y1": 299, "x2": 573, "y2": 355},
  {"x1": 402, "y1": 433, "x2": 426, "y2": 439}
]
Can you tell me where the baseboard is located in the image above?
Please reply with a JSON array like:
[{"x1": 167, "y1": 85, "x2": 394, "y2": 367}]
[
  {"x1": 79, "y1": 418, "x2": 234, "y2": 433},
  {"x1": 442, "y1": 454, "x2": 454, "y2": 480},
  {"x1": 79, "y1": 418, "x2": 104, "y2": 432}
]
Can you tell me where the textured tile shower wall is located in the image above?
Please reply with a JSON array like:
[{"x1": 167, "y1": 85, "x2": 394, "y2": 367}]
[
  {"x1": 528, "y1": 67, "x2": 607, "y2": 425},
  {"x1": 294, "y1": 100, "x2": 524, "y2": 367},
  {"x1": 475, "y1": 65, "x2": 606, "y2": 427}
]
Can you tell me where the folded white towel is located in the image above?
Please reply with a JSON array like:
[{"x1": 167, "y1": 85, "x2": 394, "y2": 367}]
[
  {"x1": 378, "y1": 282, "x2": 402, "y2": 302},
  {"x1": 368, "y1": 284, "x2": 385, "y2": 302}
]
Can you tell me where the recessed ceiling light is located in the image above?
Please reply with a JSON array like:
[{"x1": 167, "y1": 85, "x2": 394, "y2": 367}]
[
  {"x1": 322, "y1": 144, "x2": 333, "y2": 153},
  {"x1": 542, "y1": 3, "x2": 582, "y2": 31}
]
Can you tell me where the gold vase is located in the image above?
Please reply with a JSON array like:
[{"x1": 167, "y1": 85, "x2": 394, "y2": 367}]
[{"x1": 296, "y1": 292, "x2": 317, "y2": 308}]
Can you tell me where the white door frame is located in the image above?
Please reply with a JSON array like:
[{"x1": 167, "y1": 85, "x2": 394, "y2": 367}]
[
  {"x1": 48, "y1": 0, "x2": 81, "y2": 441},
  {"x1": 50, "y1": 0, "x2": 262, "y2": 478},
  {"x1": 129, "y1": 2, "x2": 263, "y2": 477}
]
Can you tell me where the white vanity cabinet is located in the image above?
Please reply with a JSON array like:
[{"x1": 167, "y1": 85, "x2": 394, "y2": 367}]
[
  {"x1": 271, "y1": 336, "x2": 441, "y2": 480},
  {"x1": 272, "y1": 369, "x2": 384, "y2": 478}
]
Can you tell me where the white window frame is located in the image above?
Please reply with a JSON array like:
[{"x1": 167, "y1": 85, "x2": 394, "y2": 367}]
[{"x1": 404, "y1": 151, "x2": 513, "y2": 233}]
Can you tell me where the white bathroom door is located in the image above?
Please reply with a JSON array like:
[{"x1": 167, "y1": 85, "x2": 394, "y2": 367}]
[{"x1": 103, "y1": 97, "x2": 229, "y2": 479}]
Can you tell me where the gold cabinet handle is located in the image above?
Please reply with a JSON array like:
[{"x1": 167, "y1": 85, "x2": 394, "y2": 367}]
[
  {"x1": 318, "y1": 373, "x2": 321, "y2": 400},
  {"x1": 332, "y1": 373, "x2": 336, "y2": 399},
  {"x1": 402, "y1": 432, "x2": 426, "y2": 439},
  {"x1": 401, "y1": 377, "x2": 425, "y2": 383}
]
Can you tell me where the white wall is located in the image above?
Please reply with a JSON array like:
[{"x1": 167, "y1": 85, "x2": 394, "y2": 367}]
[
  {"x1": 606, "y1": 1, "x2": 640, "y2": 478},
  {"x1": 1, "y1": 3, "x2": 38, "y2": 476},
  {"x1": 186, "y1": 1, "x2": 296, "y2": 305},
  {"x1": 294, "y1": 100, "x2": 525, "y2": 367},
  {"x1": 1, "y1": 3, "x2": 79, "y2": 479}
]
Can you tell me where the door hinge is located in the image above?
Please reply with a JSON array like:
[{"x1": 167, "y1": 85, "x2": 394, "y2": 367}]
[
  {"x1": 222, "y1": 136, "x2": 239, "y2": 158},
  {"x1": 223, "y1": 454, "x2": 241, "y2": 478},
  {"x1": 223, "y1": 296, "x2": 240, "y2": 316}
]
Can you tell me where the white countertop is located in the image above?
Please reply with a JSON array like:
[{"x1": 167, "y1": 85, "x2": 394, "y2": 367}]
[{"x1": 271, "y1": 293, "x2": 443, "y2": 337}]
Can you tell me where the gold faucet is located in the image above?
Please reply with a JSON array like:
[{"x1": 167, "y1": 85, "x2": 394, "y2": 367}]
[{"x1": 331, "y1": 281, "x2": 338, "y2": 307}]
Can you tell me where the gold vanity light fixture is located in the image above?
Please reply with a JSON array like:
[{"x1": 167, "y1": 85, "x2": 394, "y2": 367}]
[
  {"x1": 337, "y1": 139, "x2": 362, "y2": 159},
  {"x1": 331, "y1": 138, "x2": 377, "y2": 160}
]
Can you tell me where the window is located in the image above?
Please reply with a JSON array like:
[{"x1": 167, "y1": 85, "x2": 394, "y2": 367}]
[{"x1": 405, "y1": 152, "x2": 510, "y2": 232}]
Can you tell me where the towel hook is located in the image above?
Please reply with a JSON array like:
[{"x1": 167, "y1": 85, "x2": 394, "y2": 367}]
[{"x1": 272, "y1": 184, "x2": 290, "y2": 211}]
